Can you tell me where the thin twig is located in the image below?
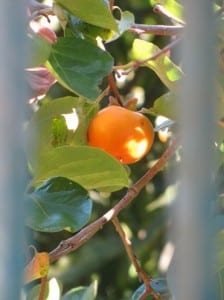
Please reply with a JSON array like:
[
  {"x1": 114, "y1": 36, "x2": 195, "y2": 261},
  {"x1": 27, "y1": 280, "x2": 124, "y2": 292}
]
[
  {"x1": 112, "y1": 217, "x2": 152, "y2": 299},
  {"x1": 114, "y1": 37, "x2": 181, "y2": 75},
  {"x1": 109, "y1": 0, "x2": 115, "y2": 11},
  {"x1": 129, "y1": 24, "x2": 184, "y2": 36},
  {"x1": 49, "y1": 137, "x2": 179, "y2": 263},
  {"x1": 95, "y1": 86, "x2": 110, "y2": 104},
  {"x1": 153, "y1": 4, "x2": 185, "y2": 25}
]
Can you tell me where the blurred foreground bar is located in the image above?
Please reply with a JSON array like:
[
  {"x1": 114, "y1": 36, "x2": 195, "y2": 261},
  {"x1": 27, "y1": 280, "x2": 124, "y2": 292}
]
[
  {"x1": 0, "y1": 1, "x2": 27, "y2": 299},
  {"x1": 169, "y1": 0, "x2": 218, "y2": 299}
]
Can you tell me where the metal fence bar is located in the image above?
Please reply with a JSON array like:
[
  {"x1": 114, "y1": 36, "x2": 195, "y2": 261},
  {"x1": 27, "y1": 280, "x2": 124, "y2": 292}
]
[
  {"x1": 0, "y1": 1, "x2": 27, "y2": 299},
  {"x1": 169, "y1": 0, "x2": 218, "y2": 299}
]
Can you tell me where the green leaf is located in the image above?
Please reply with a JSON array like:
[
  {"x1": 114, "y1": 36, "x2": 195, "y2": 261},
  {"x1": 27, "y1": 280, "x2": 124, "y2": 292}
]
[
  {"x1": 131, "y1": 283, "x2": 146, "y2": 300},
  {"x1": 108, "y1": 10, "x2": 135, "y2": 42},
  {"x1": 68, "y1": 20, "x2": 114, "y2": 42},
  {"x1": 131, "y1": 39, "x2": 182, "y2": 91},
  {"x1": 63, "y1": 281, "x2": 98, "y2": 300},
  {"x1": 55, "y1": 0, "x2": 118, "y2": 31},
  {"x1": 26, "y1": 177, "x2": 92, "y2": 232},
  {"x1": 46, "y1": 37, "x2": 114, "y2": 100},
  {"x1": 117, "y1": 10, "x2": 135, "y2": 36},
  {"x1": 31, "y1": 146, "x2": 129, "y2": 192},
  {"x1": 27, "y1": 96, "x2": 98, "y2": 164},
  {"x1": 26, "y1": 34, "x2": 52, "y2": 68},
  {"x1": 147, "y1": 92, "x2": 177, "y2": 119},
  {"x1": 26, "y1": 278, "x2": 62, "y2": 300}
]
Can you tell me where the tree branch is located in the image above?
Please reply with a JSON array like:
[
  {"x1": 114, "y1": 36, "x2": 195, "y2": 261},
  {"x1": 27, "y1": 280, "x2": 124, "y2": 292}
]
[
  {"x1": 112, "y1": 217, "x2": 152, "y2": 299},
  {"x1": 108, "y1": 73, "x2": 124, "y2": 106},
  {"x1": 129, "y1": 24, "x2": 184, "y2": 36},
  {"x1": 153, "y1": 4, "x2": 185, "y2": 25},
  {"x1": 49, "y1": 137, "x2": 179, "y2": 263}
]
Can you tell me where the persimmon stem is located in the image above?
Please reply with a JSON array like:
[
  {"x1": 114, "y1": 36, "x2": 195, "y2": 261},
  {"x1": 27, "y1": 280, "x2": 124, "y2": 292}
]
[{"x1": 49, "y1": 136, "x2": 179, "y2": 263}]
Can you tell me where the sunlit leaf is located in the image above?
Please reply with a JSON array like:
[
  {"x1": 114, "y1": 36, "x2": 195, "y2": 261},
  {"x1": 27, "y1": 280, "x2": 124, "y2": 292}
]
[
  {"x1": 46, "y1": 37, "x2": 114, "y2": 100},
  {"x1": 131, "y1": 39, "x2": 182, "y2": 91},
  {"x1": 26, "y1": 177, "x2": 92, "y2": 232},
  {"x1": 55, "y1": 0, "x2": 118, "y2": 31},
  {"x1": 27, "y1": 96, "x2": 98, "y2": 165},
  {"x1": 24, "y1": 251, "x2": 49, "y2": 284},
  {"x1": 31, "y1": 146, "x2": 129, "y2": 192}
]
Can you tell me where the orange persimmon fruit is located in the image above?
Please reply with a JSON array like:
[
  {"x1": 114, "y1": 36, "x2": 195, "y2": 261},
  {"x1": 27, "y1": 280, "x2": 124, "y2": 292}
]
[{"x1": 87, "y1": 105, "x2": 154, "y2": 164}]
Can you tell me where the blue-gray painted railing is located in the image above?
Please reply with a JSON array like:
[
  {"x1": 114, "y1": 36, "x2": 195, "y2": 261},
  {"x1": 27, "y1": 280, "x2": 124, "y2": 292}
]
[
  {"x1": 169, "y1": 0, "x2": 218, "y2": 299},
  {"x1": 0, "y1": 2, "x2": 27, "y2": 299}
]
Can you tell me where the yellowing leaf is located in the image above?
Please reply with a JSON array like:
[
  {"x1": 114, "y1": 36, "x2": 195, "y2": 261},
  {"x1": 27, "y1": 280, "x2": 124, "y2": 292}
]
[
  {"x1": 24, "y1": 252, "x2": 49, "y2": 284},
  {"x1": 131, "y1": 39, "x2": 182, "y2": 92}
]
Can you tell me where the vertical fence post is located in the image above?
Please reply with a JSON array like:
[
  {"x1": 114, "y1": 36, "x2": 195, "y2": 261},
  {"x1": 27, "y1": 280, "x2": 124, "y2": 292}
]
[
  {"x1": 169, "y1": 0, "x2": 218, "y2": 299},
  {"x1": 0, "y1": 1, "x2": 27, "y2": 299}
]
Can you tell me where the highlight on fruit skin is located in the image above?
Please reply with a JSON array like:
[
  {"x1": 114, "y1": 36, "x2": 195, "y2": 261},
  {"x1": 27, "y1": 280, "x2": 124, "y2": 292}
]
[{"x1": 87, "y1": 105, "x2": 155, "y2": 164}]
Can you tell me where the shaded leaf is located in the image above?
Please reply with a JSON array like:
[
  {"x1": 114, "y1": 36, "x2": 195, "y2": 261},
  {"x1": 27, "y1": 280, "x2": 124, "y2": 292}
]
[
  {"x1": 55, "y1": 0, "x2": 118, "y2": 31},
  {"x1": 63, "y1": 280, "x2": 98, "y2": 300},
  {"x1": 131, "y1": 283, "x2": 147, "y2": 300},
  {"x1": 131, "y1": 39, "x2": 182, "y2": 91},
  {"x1": 147, "y1": 92, "x2": 177, "y2": 120},
  {"x1": 24, "y1": 251, "x2": 49, "y2": 284},
  {"x1": 46, "y1": 37, "x2": 114, "y2": 100},
  {"x1": 31, "y1": 146, "x2": 129, "y2": 192},
  {"x1": 69, "y1": 20, "x2": 114, "y2": 42},
  {"x1": 26, "y1": 177, "x2": 92, "y2": 232},
  {"x1": 150, "y1": 278, "x2": 171, "y2": 297},
  {"x1": 132, "y1": 278, "x2": 171, "y2": 300}
]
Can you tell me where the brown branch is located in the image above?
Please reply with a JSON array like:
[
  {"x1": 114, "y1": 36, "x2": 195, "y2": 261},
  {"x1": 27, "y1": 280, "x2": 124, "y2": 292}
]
[
  {"x1": 108, "y1": 73, "x2": 124, "y2": 106},
  {"x1": 112, "y1": 217, "x2": 152, "y2": 299},
  {"x1": 129, "y1": 24, "x2": 184, "y2": 36},
  {"x1": 49, "y1": 137, "x2": 179, "y2": 263},
  {"x1": 38, "y1": 276, "x2": 48, "y2": 300},
  {"x1": 109, "y1": 0, "x2": 115, "y2": 11},
  {"x1": 153, "y1": 4, "x2": 185, "y2": 25}
]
